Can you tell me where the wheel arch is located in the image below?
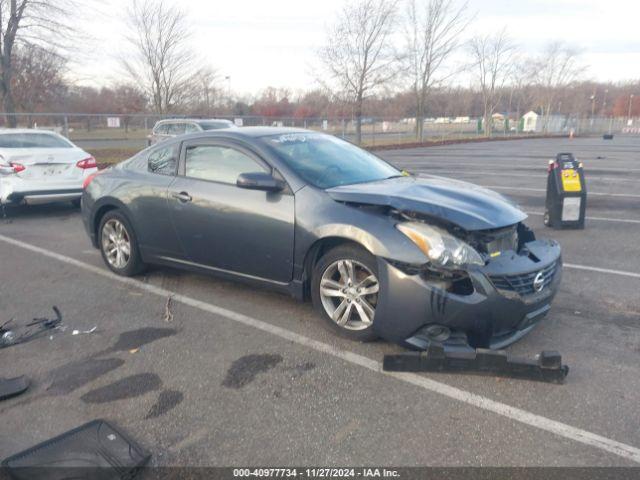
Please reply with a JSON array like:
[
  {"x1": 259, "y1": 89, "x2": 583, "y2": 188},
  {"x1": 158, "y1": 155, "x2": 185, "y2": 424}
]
[
  {"x1": 301, "y1": 236, "x2": 372, "y2": 301},
  {"x1": 92, "y1": 198, "x2": 134, "y2": 240}
]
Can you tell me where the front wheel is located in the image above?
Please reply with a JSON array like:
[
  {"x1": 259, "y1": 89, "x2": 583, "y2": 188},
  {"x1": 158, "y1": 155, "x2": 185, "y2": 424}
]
[
  {"x1": 311, "y1": 245, "x2": 380, "y2": 342},
  {"x1": 98, "y1": 210, "x2": 146, "y2": 276}
]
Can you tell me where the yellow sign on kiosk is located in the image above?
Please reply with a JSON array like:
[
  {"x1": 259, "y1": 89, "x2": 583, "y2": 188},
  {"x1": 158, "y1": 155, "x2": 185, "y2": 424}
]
[{"x1": 560, "y1": 168, "x2": 582, "y2": 192}]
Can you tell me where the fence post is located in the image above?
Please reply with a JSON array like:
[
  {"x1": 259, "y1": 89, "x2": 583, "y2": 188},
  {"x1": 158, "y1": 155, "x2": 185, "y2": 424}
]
[{"x1": 63, "y1": 115, "x2": 69, "y2": 138}]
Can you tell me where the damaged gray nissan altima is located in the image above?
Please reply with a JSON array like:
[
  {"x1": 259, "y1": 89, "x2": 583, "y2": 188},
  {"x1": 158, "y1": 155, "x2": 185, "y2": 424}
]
[{"x1": 81, "y1": 128, "x2": 562, "y2": 351}]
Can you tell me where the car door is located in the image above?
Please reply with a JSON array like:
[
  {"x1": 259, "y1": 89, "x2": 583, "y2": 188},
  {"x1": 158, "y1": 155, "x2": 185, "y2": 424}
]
[
  {"x1": 127, "y1": 142, "x2": 186, "y2": 260},
  {"x1": 167, "y1": 138, "x2": 295, "y2": 283}
]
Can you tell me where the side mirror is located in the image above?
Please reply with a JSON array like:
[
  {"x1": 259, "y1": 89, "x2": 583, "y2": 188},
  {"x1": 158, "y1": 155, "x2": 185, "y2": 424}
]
[{"x1": 236, "y1": 172, "x2": 285, "y2": 192}]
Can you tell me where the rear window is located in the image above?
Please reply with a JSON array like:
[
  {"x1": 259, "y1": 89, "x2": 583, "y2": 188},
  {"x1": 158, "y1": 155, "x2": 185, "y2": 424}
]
[
  {"x1": 154, "y1": 123, "x2": 169, "y2": 135},
  {"x1": 198, "y1": 121, "x2": 233, "y2": 131},
  {"x1": 0, "y1": 133, "x2": 72, "y2": 148},
  {"x1": 167, "y1": 123, "x2": 186, "y2": 135}
]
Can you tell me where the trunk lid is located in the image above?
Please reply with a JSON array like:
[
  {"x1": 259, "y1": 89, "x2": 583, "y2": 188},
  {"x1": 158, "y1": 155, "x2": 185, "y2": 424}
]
[{"x1": 1, "y1": 148, "x2": 88, "y2": 183}]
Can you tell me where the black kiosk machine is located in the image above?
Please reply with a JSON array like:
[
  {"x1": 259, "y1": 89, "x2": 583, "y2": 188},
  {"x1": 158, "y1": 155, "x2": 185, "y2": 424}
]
[{"x1": 544, "y1": 153, "x2": 587, "y2": 229}]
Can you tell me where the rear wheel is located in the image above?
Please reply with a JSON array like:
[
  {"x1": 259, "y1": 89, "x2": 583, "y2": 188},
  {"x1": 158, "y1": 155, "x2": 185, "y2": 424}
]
[
  {"x1": 311, "y1": 245, "x2": 380, "y2": 342},
  {"x1": 98, "y1": 210, "x2": 145, "y2": 276}
]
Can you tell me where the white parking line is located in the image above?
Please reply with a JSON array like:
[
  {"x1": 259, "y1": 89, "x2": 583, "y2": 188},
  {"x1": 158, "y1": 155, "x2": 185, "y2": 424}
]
[
  {"x1": 526, "y1": 211, "x2": 640, "y2": 225},
  {"x1": 426, "y1": 170, "x2": 636, "y2": 183},
  {"x1": 563, "y1": 263, "x2": 640, "y2": 279},
  {"x1": 394, "y1": 161, "x2": 640, "y2": 173},
  {"x1": 1, "y1": 232, "x2": 640, "y2": 464},
  {"x1": 481, "y1": 185, "x2": 640, "y2": 199}
]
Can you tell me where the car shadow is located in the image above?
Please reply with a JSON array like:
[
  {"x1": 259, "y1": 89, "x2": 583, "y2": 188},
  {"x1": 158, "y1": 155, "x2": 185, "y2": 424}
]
[{"x1": 1, "y1": 202, "x2": 80, "y2": 222}]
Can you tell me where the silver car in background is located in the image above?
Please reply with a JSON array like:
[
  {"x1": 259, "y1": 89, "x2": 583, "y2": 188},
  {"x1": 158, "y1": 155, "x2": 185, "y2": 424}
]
[
  {"x1": 0, "y1": 129, "x2": 97, "y2": 207},
  {"x1": 147, "y1": 118, "x2": 237, "y2": 145}
]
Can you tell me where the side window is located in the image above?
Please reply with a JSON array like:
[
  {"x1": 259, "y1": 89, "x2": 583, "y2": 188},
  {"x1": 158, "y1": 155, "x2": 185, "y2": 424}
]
[
  {"x1": 184, "y1": 145, "x2": 267, "y2": 184},
  {"x1": 185, "y1": 123, "x2": 199, "y2": 133},
  {"x1": 168, "y1": 123, "x2": 186, "y2": 135},
  {"x1": 148, "y1": 144, "x2": 178, "y2": 175},
  {"x1": 154, "y1": 123, "x2": 168, "y2": 135}
]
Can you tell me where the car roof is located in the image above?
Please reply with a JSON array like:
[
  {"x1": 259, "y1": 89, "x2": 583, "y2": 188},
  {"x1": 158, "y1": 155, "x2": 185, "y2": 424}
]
[
  {"x1": 155, "y1": 118, "x2": 233, "y2": 124},
  {"x1": 174, "y1": 126, "x2": 313, "y2": 140},
  {"x1": 0, "y1": 128, "x2": 62, "y2": 135}
]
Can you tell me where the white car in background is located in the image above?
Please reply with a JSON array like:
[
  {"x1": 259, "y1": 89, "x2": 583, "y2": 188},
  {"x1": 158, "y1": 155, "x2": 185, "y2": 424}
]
[
  {"x1": 147, "y1": 118, "x2": 237, "y2": 145},
  {"x1": 0, "y1": 129, "x2": 97, "y2": 207}
]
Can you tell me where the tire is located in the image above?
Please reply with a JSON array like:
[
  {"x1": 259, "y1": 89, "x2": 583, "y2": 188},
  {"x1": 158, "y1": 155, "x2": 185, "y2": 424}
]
[
  {"x1": 311, "y1": 244, "x2": 380, "y2": 342},
  {"x1": 98, "y1": 210, "x2": 146, "y2": 276}
]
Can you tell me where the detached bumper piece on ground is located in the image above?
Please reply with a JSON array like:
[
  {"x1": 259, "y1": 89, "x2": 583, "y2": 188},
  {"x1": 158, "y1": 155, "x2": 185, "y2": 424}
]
[
  {"x1": 383, "y1": 344, "x2": 569, "y2": 384},
  {"x1": 0, "y1": 306, "x2": 62, "y2": 348},
  {"x1": 1, "y1": 419, "x2": 150, "y2": 480},
  {"x1": 0, "y1": 376, "x2": 29, "y2": 401}
]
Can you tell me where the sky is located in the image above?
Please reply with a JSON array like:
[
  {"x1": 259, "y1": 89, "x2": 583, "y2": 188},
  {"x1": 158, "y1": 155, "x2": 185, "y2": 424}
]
[{"x1": 74, "y1": 0, "x2": 640, "y2": 96}]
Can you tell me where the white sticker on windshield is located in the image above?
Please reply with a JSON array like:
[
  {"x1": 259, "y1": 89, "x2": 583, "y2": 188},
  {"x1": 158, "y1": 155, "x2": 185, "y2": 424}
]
[{"x1": 272, "y1": 134, "x2": 307, "y2": 144}]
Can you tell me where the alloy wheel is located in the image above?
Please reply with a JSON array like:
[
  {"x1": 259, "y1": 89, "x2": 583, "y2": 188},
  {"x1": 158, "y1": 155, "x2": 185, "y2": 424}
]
[
  {"x1": 101, "y1": 219, "x2": 131, "y2": 269},
  {"x1": 319, "y1": 259, "x2": 379, "y2": 331}
]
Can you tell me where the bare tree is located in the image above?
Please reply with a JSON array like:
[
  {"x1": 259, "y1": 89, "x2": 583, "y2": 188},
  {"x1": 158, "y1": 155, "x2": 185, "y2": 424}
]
[
  {"x1": 122, "y1": 0, "x2": 197, "y2": 114},
  {"x1": 0, "y1": 0, "x2": 77, "y2": 126},
  {"x1": 505, "y1": 55, "x2": 534, "y2": 133},
  {"x1": 319, "y1": 0, "x2": 399, "y2": 144},
  {"x1": 186, "y1": 67, "x2": 221, "y2": 114},
  {"x1": 12, "y1": 45, "x2": 67, "y2": 125},
  {"x1": 404, "y1": 0, "x2": 469, "y2": 141},
  {"x1": 112, "y1": 84, "x2": 147, "y2": 133},
  {"x1": 468, "y1": 29, "x2": 516, "y2": 137},
  {"x1": 531, "y1": 41, "x2": 584, "y2": 132}
]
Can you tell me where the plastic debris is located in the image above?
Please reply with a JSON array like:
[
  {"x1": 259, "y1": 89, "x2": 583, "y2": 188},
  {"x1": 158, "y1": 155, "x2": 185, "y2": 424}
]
[
  {"x1": 383, "y1": 343, "x2": 569, "y2": 384},
  {"x1": 2, "y1": 419, "x2": 150, "y2": 479},
  {"x1": 0, "y1": 307, "x2": 63, "y2": 349},
  {"x1": 0, "y1": 376, "x2": 29, "y2": 401}
]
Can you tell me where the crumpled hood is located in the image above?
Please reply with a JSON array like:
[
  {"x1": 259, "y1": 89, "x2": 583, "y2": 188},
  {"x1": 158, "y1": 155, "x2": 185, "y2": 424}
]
[{"x1": 326, "y1": 174, "x2": 527, "y2": 231}]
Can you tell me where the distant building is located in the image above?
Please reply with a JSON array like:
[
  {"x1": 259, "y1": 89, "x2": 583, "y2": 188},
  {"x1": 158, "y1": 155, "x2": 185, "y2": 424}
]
[
  {"x1": 522, "y1": 110, "x2": 567, "y2": 133},
  {"x1": 452, "y1": 116, "x2": 470, "y2": 124}
]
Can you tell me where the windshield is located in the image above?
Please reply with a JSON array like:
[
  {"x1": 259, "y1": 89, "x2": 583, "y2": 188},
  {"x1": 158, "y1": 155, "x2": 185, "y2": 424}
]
[
  {"x1": 260, "y1": 133, "x2": 400, "y2": 188},
  {"x1": 198, "y1": 121, "x2": 233, "y2": 130},
  {"x1": 0, "y1": 133, "x2": 73, "y2": 149}
]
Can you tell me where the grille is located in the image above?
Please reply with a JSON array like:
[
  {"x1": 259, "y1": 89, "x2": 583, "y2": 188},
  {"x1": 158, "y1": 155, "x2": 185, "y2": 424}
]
[{"x1": 489, "y1": 261, "x2": 558, "y2": 296}]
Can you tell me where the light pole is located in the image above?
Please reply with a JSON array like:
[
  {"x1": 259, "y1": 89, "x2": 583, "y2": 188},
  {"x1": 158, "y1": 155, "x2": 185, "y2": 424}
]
[
  {"x1": 224, "y1": 76, "x2": 231, "y2": 104},
  {"x1": 628, "y1": 94, "x2": 635, "y2": 124}
]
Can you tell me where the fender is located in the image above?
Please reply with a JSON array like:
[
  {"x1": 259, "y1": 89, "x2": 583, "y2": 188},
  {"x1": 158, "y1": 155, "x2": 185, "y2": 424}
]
[{"x1": 90, "y1": 196, "x2": 134, "y2": 238}]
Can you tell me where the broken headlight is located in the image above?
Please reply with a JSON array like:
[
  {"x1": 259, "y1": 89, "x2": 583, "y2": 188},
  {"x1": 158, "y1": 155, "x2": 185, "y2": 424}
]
[{"x1": 397, "y1": 222, "x2": 484, "y2": 269}]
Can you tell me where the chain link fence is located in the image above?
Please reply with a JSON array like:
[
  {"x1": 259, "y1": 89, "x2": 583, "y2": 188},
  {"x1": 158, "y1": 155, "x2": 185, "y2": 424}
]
[{"x1": 0, "y1": 112, "x2": 638, "y2": 152}]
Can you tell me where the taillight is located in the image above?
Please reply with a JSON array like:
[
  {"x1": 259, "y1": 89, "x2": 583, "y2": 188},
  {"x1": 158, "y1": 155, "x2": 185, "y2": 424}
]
[
  {"x1": 10, "y1": 162, "x2": 25, "y2": 173},
  {"x1": 76, "y1": 156, "x2": 97, "y2": 169},
  {"x1": 82, "y1": 172, "x2": 100, "y2": 189}
]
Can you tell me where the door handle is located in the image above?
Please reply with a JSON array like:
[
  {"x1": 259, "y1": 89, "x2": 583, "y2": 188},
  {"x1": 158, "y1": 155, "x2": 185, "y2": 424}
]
[{"x1": 171, "y1": 191, "x2": 192, "y2": 203}]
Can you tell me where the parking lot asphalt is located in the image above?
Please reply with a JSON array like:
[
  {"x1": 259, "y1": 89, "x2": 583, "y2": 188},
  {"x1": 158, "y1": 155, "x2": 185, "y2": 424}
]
[{"x1": 0, "y1": 135, "x2": 639, "y2": 467}]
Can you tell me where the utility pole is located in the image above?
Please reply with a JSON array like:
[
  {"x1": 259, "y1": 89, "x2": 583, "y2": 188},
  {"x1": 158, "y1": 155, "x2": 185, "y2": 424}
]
[
  {"x1": 602, "y1": 88, "x2": 609, "y2": 115},
  {"x1": 225, "y1": 76, "x2": 231, "y2": 106},
  {"x1": 628, "y1": 94, "x2": 635, "y2": 124}
]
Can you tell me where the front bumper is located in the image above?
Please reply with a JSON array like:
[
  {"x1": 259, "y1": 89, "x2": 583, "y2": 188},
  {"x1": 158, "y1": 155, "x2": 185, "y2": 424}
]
[{"x1": 374, "y1": 239, "x2": 562, "y2": 350}]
